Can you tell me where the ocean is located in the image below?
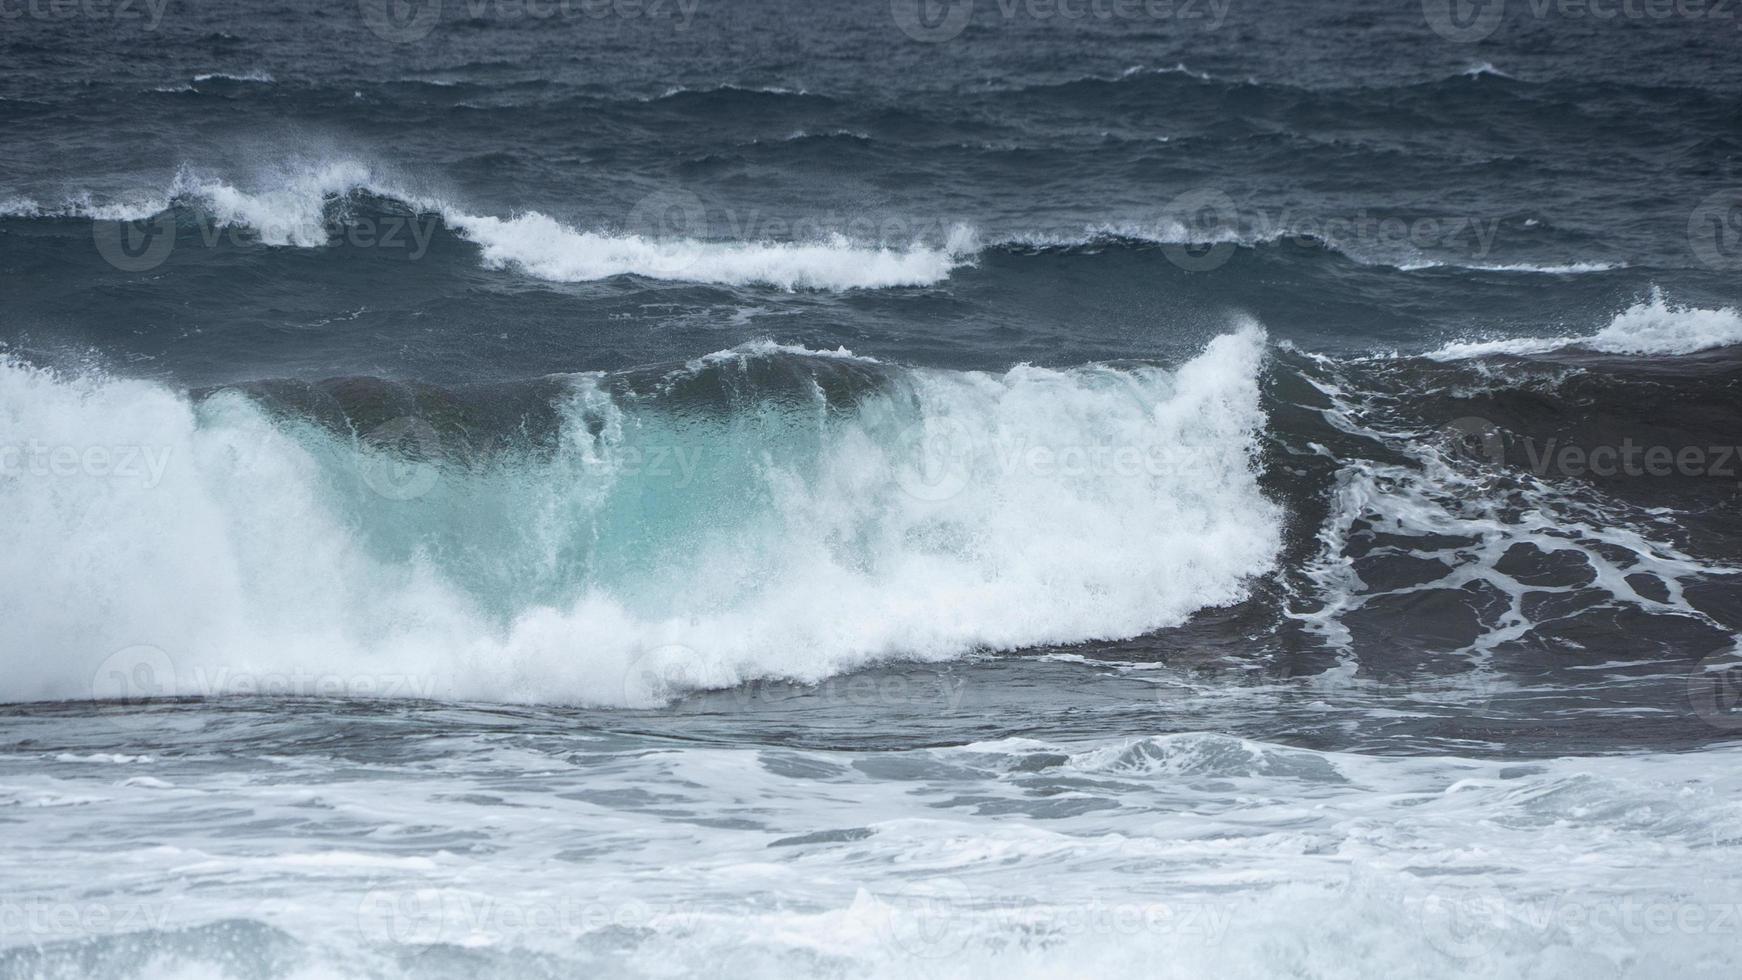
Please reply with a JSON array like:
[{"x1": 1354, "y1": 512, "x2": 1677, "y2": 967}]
[{"x1": 2, "y1": 0, "x2": 1742, "y2": 976}]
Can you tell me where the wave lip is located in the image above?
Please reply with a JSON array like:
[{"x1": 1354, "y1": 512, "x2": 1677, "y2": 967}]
[
  {"x1": 10, "y1": 159, "x2": 980, "y2": 290},
  {"x1": 448, "y1": 212, "x2": 978, "y2": 290},
  {"x1": 192, "y1": 71, "x2": 274, "y2": 83},
  {"x1": 1429, "y1": 289, "x2": 1742, "y2": 359},
  {"x1": 1396, "y1": 259, "x2": 1623, "y2": 275}
]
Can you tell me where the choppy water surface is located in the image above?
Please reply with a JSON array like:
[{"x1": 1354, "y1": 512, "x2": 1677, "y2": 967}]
[{"x1": 3, "y1": 0, "x2": 1742, "y2": 976}]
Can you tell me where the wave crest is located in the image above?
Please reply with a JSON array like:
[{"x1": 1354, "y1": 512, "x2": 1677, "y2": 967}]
[
  {"x1": 4, "y1": 160, "x2": 976, "y2": 290},
  {"x1": 0, "y1": 325, "x2": 1280, "y2": 707},
  {"x1": 1430, "y1": 289, "x2": 1742, "y2": 359}
]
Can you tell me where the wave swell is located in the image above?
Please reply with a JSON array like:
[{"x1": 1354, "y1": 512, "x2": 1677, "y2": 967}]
[
  {"x1": 3, "y1": 161, "x2": 974, "y2": 291},
  {"x1": 0, "y1": 326, "x2": 1280, "y2": 706}
]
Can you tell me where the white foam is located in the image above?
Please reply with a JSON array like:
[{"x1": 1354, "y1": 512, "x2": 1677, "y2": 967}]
[
  {"x1": 1429, "y1": 289, "x2": 1742, "y2": 359},
  {"x1": 1460, "y1": 62, "x2": 1514, "y2": 79},
  {"x1": 1, "y1": 161, "x2": 373, "y2": 240},
  {"x1": 192, "y1": 71, "x2": 274, "y2": 83},
  {"x1": 995, "y1": 221, "x2": 1256, "y2": 251},
  {"x1": 0, "y1": 323, "x2": 1280, "y2": 707},
  {"x1": 169, "y1": 160, "x2": 377, "y2": 246},
  {"x1": 654, "y1": 83, "x2": 809, "y2": 100},
  {"x1": 1117, "y1": 63, "x2": 1213, "y2": 81},
  {"x1": 9, "y1": 730, "x2": 1738, "y2": 977},
  {"x1": 12, "y1": 158, "x2": 980, "y2": 290},
  {"x1": 683, "y1": 339, "x2": 882, "y2": 370},
  {"x1": 996, "y1": 226, "x2": 1619, "y2": 278},
  {"x1": 1289, "y1": 342, "x2": 1736, "y2": 661},
  {"x1": 1398, "y1": 259, "x2": 1621, "y2": 274},
  {"x1": 446, "y1": 211, "x2": 976, "y2": 290}
]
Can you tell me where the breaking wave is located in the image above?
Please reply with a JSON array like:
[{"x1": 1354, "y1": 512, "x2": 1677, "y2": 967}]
[{"x1": 0, "y1": 325, "x2": 1280, "y2": 706}]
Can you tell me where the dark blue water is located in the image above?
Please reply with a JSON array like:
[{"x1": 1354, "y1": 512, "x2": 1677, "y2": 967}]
[{"x1": 3, "y1": 4, "x2": 1742, "y2": 976}]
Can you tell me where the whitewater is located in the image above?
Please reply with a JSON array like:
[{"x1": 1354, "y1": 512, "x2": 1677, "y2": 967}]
[
  {"x1": 6, "y1": 3, "x2": 1742, "y2": 977},
  {"x1": 0, "y1": 325, "x2": 1278, "y2": 706}
]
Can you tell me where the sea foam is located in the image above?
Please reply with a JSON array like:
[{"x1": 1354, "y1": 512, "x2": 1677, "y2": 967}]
[
  {"x1": 0, "y1": 324, "x2": 1280, "y2": 707},
  {"x1": 1429, "y1": 289, "x2": 1742, "y2": 359}
]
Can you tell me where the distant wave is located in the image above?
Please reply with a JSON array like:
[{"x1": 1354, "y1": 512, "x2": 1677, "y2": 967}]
[
  {"x1": 1428, "y1": 289, "x2": 1742, "y2": 359},
  {"x1": 989, "y1": 226, "x2": 1620, "y2": 276},
  {"x1": 1117, "y1": 63, "x2": 1213, "y2": 82},
  {"x1": 1459, "y1": 62, "x2": 1515, "y2": 80},
  {"x1": 4, "y1": 160, "x2": 976, "y2": 291},
  {"x1": 0, "y1": 162, "x2": 1632, "y2": 288},
  {"x1": 192, "y1": 71, "x2": 274, "y2": 83},
  {"x1": 1394, "y1": 259, "x2": 1624, "y2": 274},
  {"x1": 453, "y1": 210, "x2": 975, "y2": 290},
  {"x1": 1002, "y1": 63, "x2": 1221, "y2": 95},
  {"x1": 650, "y1": 83, "x2": 818, "y2": 101}
]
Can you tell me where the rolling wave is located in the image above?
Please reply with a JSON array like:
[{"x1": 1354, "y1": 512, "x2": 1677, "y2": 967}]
[
  {"x1": 1428, "y1": 290, "x2": 1742, "y2": 359},
  {"x1": 2, "y1": 157, "x2": 1642, "y2": 293},
  {"x1": 3, "y1": 161, "x2": 976, "y2": 291},
  {"x1": 0, "y1": 326, "x2": 1279, "y2": 706}
]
